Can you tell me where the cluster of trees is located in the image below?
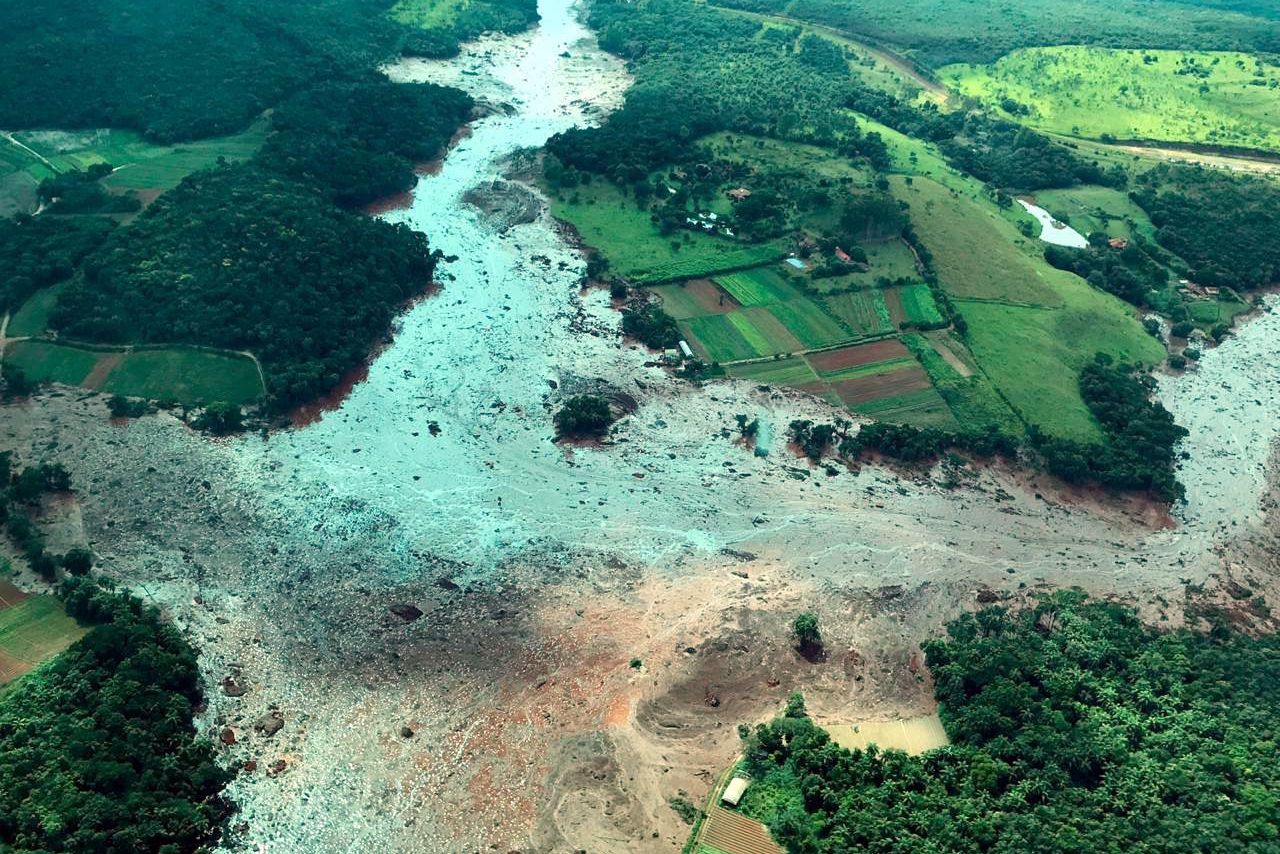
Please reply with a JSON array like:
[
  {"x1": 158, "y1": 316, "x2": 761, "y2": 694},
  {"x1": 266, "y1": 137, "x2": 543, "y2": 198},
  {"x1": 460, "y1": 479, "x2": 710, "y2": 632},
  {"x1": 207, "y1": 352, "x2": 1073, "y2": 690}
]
[
  {"x1": 260, "y1": 76, "x2": 473, "y2": 208},
  {"x1": 939, "y1": 117, "x2": 1126, "y2": 191},
  {"x1": 554, "y1": 394, "x2": 616, "y2": 438},
  {"x1": 1133, "y1": 165, "x2": 1280, "y2": 290},
  {"x1": 1033, "y1": 355, "x2": 1188, "y2": 501},
  {"x1": 786, "y1": 356, "x2": 1185, "y2": 500},
  {"x1": 1043, "y1": 235, "x2": 1169, "y2": 307},
  {"x1": 0, "y1": 453, "x2": 82, "y2": 581},
  {"x1": 37, "y1": 166, "x2": 140, "y2": 216},
  {"x1": 0, "y1": 575, "x2": 232, "y2": 853},
  {"x1": 0, "y1": 216, "x2": 115, "y2": 314},
  {"x1": 621, "y1": 301, "x2": 681, "y2": 349},
  {"x1": 741, "y1": 591, "x2": 1280, "y2": 852},
  {"x1": 51, "y1": 166, "x2": 440, "y2": 410}
]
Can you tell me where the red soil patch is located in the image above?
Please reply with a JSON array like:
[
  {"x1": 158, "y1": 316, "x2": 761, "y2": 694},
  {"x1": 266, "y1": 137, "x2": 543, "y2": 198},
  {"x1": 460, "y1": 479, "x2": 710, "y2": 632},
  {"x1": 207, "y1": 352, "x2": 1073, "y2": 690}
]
[
  {"x1": 82, "y1": 352, "x2": 124, "y2": 390},
  {"x1": 833, "y1": 365, "x2": 930, "y2": 405},
  {"x1": 363, "y1": 188, "x2": 415, "y2": 216},
  {"x1": 807, "y1": 339, "x2": 910, "y2": 374},
  {"x1": 688, "y1": 279, "x2": 741, "y2": 315},
  {"x1": 0, "y1": 649, "x2": 31, "y2": 684},
  {"x1": 0, "y1": 580, "x2": 31, "y2": 608},
  {"x1": 884, "y1": 288, "x2": 907, "y2": 326},
  {"x1": 604, "y1": 692, "x2": 633, "y2": 727}
]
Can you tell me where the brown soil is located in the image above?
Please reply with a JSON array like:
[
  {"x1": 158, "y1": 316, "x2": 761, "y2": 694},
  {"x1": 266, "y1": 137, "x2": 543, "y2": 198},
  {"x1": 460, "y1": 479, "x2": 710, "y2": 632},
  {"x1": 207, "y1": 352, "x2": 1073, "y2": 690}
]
[
  {"x1": 833, "y1": 365, "x2": 931, "y2": 404},
  {"x1": 363, "y1": 189, "x2": 416, "y2": 216},
  {"x1": 688, "y1": 279, "x2": 741, "y2": 315},
  {"x1": 0, "y1": 649, "x2": 30, "y2": 683},
  {"x1": 82, "y1": 352, "x2": 124, "y2": 390},
  {"x1": 0, "y1": 579, "x2": 31, "y2": 608},
  {"x1": 883, "y1": 288, "x2": 907, "y2": 327},
  {"x1": 808, "y1": 339, "x2": 910, "y2": 374}
]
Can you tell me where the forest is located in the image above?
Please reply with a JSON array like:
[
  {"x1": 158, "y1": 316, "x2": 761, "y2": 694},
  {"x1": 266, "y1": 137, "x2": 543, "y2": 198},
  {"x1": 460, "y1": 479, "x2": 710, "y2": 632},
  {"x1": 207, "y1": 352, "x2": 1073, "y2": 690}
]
[
  {"x1": 0, "y1": 576, "x2": 231, "y2": 853},
  {"x1": 1132, "y1": 166, "x2": 1280, "y2": 291},
  {"x1": 705, "y1": 0, "x2": 1280, "y2": 67},
  {"x1": 50, "y1": 165, "x2": 441, "y2": 410},
  {"x1": 739, "y1": 591, "x2": 1280, "y2": 852}
]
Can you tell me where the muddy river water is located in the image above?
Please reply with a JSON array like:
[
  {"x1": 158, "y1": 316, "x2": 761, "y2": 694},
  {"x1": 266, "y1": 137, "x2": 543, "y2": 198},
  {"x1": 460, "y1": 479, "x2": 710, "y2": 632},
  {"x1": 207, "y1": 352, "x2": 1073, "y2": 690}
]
[{"x1": 5, "y1": 0, "x2": 1277, "y2": 849}]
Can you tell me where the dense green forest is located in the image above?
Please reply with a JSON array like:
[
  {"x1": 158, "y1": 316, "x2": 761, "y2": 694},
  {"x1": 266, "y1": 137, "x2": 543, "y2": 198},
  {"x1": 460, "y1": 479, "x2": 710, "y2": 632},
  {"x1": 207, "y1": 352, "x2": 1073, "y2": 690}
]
[
  {"x1": 1132, "y1": 167, "x2": 1280, "y2": 291},
  {"x1": 740, "y1": 591, "x2": 1280, "y2": 852},
  {"x1": 0, "y1": 217, "x2": 115, "y2": 315},
  {"x1": 0, "y1": 0, "x2": 408, "y2": 142},
  {"x1": 51, "y1": 166, "x2": 440, "y2": 409},
  {"x1": 705, "y1": 0, "x2": 1280, "y2": 66},
  {"x1": 396, "y1": 0, "x2": 540, "y2": 57},
  {"x1": 0, "y1": 576, "x2": 231, "y2": 853}
]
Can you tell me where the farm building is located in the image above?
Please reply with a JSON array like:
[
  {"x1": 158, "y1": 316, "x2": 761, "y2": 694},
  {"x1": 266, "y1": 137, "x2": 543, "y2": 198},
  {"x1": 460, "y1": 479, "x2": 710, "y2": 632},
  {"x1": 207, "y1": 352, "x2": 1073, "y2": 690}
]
[
  {"x1": 833, "y1": 247, "x2": 853, "y2": 263},
  {"x1": 722, "y1": 775, "x2": 750, "y2": 806},
  {"x1": 726, "y1": 187, "x2": 752, "y2": 201},
  {"x1": 1108, "y1": 237, "x2": 1129, "y2": 249},
  {"x1": 678, "y1": 340, "x2": 695, "y2": 360}
]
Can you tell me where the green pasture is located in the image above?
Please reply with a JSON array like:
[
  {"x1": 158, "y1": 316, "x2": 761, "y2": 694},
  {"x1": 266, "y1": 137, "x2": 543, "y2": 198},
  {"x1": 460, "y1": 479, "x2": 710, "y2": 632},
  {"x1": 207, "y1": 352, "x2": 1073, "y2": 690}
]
[
  {"x1": 650, "y1": 284, "x2": 708, "y2": 320},
  {"x1": 699, "y1": 132, "x2": 872, "y2": 187},
  {"x1": 549, "y1": 181, "x2": 788, "y2": 282},
  {"x1": 891, "y1": 175, "x2": 1068, "y2": 306},
  {"x1": 817, "y1": 355, "x2": 915, "y2": 382},
  {"x1": 956, "y1": 284, "x2": 1165, "y2": 440},
  {"x1": 1032, "y1": 185, "x2": 1156, "y2": 240},
  {"x1": 13, "y1": 122, "x2": 266, "y2": 194},
  {"x1": 4, "y1": 339, "x2": 264, "y2": 405},
  {"x1": 5, "y1": 282, "x2": 67, "y2": 337},
  {"x1": 943, "y1": 48, "x2": 1280, "y2": 153},
  {"x1": 767, "y1": 299, "x2": 850, "y2": 348},
  {"x1": 391, "y1": 0, "x2": 469, "y2": 28}
]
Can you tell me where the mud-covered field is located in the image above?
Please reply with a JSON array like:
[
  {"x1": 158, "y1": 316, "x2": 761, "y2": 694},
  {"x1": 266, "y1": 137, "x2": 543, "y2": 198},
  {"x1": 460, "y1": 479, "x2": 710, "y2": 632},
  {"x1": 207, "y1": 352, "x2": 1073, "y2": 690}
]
[{"x1": 2, "y1": 0, "x2": 1279, "y2": 851}]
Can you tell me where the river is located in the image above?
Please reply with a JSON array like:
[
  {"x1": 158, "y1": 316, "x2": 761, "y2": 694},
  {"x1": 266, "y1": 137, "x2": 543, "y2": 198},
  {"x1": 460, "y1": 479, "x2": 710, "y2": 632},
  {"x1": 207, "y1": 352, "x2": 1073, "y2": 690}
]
[{"x1": 7, "y1": 0, "x2": 1277, "y2": 848}]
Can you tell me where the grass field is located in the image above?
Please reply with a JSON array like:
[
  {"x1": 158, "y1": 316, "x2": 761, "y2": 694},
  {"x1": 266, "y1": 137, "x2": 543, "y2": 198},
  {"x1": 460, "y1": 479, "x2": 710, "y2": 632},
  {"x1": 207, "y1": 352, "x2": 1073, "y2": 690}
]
[
  {"x1": 1032, "y1": 185, "x2": 1157, "y2": 240},
  {"x1": 4, "y1": 340, "x2": 264, "y2": 405},
  {"x1": 942, "y1": 48, "x2": 1280, "y2": 153},
  {"x1": 6, "y1": 282, "x2": 68, "y2": 338},
  {"x1": 824, "y1": 714, "x2": 950, "y2": 755},
  {"x1": 891, "y1": 175, "x2": 1067, "y2": 306},
  {"x1": 726, "y1": 356, "x2": 819, "y2": 386},
  {"x1": 0, "y1": 580, "x2": 86, "y2": 687},
  {"x1": 390, "y1": 0, "x2": 469, "y2": 28},
  {"x1": 550, "y1": 181, "x2": 789, "y2": 283}
]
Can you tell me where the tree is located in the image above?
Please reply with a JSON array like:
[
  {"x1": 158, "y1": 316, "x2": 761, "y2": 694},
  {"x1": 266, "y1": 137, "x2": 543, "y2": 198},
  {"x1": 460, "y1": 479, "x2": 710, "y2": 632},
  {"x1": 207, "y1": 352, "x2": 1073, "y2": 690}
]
[
  {"x1": 554, "y1": 394, "x2": 615, "y2": 438},
  {"x1": 62, "y1": 547, "x2": 94, "y2": 576},
  {"x1": 193, "y1": 402, "x2": 244, "y2": 436},
  {"x1": 793, "y1": 612, "x2": 822, "y2": 652}
]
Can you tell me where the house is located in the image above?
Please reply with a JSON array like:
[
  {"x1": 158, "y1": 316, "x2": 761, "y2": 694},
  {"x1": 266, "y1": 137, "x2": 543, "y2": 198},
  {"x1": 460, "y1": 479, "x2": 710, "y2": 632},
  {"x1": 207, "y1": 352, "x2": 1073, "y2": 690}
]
[
  {"x1": 833, "y1": 247, "x2": 852, "y2": 263},
  {"x1": 1108, "y1": 237, "x2": 1129, "y2": 250},
  {"x1": 726, "y1": 187, "x2": 752, "y2": 201},
  {"x1": 722, "y1": 775, "x2": 751, "y2": 806}
]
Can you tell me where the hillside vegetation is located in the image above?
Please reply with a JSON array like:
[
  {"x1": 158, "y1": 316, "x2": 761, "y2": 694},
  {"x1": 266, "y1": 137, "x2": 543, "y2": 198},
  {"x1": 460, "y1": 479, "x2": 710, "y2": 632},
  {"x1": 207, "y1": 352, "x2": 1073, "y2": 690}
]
[
  {"x1": 944, "y1": 48, "x2": 1280, "y2": 153},
  {"x1": 739, "y1": 592, "x2": 1280, "y2": 852}
]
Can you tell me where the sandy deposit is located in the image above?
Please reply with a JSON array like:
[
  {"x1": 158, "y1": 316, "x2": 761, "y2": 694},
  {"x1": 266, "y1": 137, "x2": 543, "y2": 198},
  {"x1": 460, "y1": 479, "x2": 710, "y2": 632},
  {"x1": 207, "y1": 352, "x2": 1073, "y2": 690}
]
[{"x1": 1, "y1": 0, "x2": 1279, "y2": 851}]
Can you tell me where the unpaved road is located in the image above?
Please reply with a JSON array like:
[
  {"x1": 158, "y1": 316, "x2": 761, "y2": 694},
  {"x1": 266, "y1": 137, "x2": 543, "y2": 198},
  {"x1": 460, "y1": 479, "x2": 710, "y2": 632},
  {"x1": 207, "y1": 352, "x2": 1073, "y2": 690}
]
[{"x1": 1, "y1": 0, "x2": 1279, "y2": 851}]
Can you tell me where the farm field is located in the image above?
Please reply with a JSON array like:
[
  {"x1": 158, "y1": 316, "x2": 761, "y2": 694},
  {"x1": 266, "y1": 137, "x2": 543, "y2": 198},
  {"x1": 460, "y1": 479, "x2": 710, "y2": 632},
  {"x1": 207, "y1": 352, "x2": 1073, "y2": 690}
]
[
  {"x1": 821, "y1": 288, "x2": 892, "y2": 336},
  {"x1": 0, "y1": 579, "x2": 85, "y2": 688},
  {"x1": 694, "y1": 806, "x2": 784, "y2": 854},
  {"x1": 942, "y1": 48, "x2": 1280, "y2": 153},
  {"x1": 824, "y1": 713, "x2": 950, "y2": 755},
  {"x1": 4, "y1": 339, "x2": 264, "y2": 405},
  {"x1": 548, "y1": 181, "x2": 788, "y2": 283}
]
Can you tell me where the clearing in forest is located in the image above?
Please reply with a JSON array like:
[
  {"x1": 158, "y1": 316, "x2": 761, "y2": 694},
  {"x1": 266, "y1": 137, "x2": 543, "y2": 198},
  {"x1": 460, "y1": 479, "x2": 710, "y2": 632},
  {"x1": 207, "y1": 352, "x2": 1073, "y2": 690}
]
[
  {"x1": 3, "y1": 339, "x2": 264, "y2": 405},
  {"x1": 943, "y1": 48, "x2": 1280, "y2": 154},
  {"x1": 824, "y1": 713, "x2": 950, "y2": 755},
  {"x1": 0, "y1": 580, "x2": 85, "y2": 688}
]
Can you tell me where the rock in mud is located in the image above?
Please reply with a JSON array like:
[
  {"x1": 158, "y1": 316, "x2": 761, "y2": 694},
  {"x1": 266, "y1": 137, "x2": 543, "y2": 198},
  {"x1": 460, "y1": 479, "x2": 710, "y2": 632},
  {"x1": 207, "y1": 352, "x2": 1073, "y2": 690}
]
[
  {"x1": 462, "y1": 179, "x2": 541, "y2": 230},
  {"x1": 390, "y1": 603, "x2": 424, "y2": 622},
  {"x1": 254, "y1": 712, "x2": 285, "y2": 737},
  {"x1": 222, "y1": 676, "x2": 249, "y2": 697}
]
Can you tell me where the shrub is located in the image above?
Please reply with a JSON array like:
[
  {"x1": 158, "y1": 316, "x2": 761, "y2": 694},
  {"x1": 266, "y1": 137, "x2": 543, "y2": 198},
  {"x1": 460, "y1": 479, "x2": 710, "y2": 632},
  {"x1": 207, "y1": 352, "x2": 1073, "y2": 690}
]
[{"x1": 554, "y1": 394, "x2": 614, "y2": 438}]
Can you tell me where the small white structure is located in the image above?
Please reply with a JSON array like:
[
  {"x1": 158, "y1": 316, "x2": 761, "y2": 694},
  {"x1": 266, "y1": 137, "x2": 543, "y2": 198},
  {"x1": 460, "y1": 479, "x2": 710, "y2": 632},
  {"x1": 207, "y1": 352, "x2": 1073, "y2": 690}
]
[
  {"x1": 677, "y1": 340, "x2": 695, "y2": 360},
  {"x1": 722, "y1": 775, "x2": 751, "y2": 806}
]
